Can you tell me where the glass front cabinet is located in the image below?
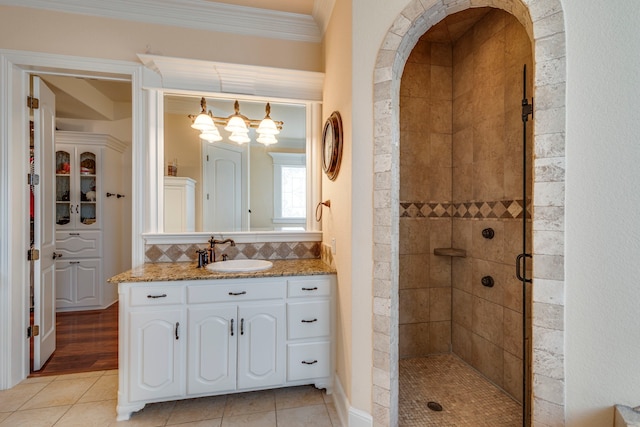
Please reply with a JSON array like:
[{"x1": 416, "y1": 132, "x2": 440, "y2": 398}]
[{"x1": 55, "y1": 145, "x2": 100, "y2": 229}]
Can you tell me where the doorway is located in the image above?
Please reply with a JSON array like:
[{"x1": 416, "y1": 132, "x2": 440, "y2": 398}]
[
  {"x1": 397, "y1": 8, "x2": 533, "y2": 425},
  {"x1": 28, "y1": 74, "x2": 133, "y2": 376}
]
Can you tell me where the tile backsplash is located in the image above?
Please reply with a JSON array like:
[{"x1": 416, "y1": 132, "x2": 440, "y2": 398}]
[{"x1": 145, "y1": 241, "x2": 321, "y2": 263}]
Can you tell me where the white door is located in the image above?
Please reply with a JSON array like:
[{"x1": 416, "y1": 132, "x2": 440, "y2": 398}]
[
  {"x1": 187, "y1": 306, "x2": 237, "y2": 394},
  {"x1": 32, "y1": 76, "x2": 57, "y2": 371},
  {"x1": 202, "y1": 143, "x2": 247, "y2": 231},
  {"x1": 237, "y1": 304, "x2": 285, "y2": 389}
]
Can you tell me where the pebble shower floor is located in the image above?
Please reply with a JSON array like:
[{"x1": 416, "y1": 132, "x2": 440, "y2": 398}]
[{"x1": 399, "y1": 354, "x2": 522, "y2": 426}]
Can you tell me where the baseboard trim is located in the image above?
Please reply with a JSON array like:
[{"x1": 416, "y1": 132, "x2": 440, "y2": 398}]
[{"x1": 332, "y1": 375, "x2": 373, "y2": 427}]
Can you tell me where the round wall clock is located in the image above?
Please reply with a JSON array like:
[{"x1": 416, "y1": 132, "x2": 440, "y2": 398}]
[{"x1": 322, "y1": 111, "x2": 343, "y2": 181}]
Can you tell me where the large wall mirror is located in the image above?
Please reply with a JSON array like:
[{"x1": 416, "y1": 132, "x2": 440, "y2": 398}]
[{"x1": 163, "y1": 93, "x2": 311, "y2": 233}]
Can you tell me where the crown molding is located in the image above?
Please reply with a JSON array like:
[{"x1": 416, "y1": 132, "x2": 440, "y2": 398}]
[
  {"x1": 1, "y1": 0, "x2": 322, "y2": 43},
  {"x1": 138, "y1": 54, "x2": 324, "y2": 101},
  {"x1": 312, "y1": 0, "x2": 336, "y2": 36}
]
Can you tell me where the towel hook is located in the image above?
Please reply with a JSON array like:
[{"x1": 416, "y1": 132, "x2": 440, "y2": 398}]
[{"x1": 315, "y1": 200, "x2": 331, "y2": 222}]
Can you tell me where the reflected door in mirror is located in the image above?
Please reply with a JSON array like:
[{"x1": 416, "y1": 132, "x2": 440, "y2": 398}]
[{"x1": 202, "y1": 144, "x2": 247, "y2": 231}]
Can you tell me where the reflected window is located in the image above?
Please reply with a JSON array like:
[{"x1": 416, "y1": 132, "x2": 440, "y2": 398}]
[{"x1": 270, "y1": 153, "x2": 306, "y2": 224}]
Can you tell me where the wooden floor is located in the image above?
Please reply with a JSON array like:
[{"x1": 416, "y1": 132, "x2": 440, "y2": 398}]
[{"x1": 30, "y1": 303, "x2": 118, "y2": 377}]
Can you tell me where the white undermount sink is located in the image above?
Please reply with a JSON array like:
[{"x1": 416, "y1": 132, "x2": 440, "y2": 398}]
[{"x1": 206, "y1": 259, "x2": 273, "y2": 272}]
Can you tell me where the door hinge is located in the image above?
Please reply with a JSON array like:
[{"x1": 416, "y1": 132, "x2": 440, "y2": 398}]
[
  {"x1": 28, "y1": 173, "x2": 40, "y2": 186},
  {"x1": 29, "y1": 325, "x2": 40, "y2": 337},
  {"x1": 27, "y1": 96, "x2": 39, "y2": 109},
  {"x1": 28, "y1": 248, "x2": 40, "y2": 261},
  {"x1": 522, "y1": 97, "x2": 534, "y2": 122}
]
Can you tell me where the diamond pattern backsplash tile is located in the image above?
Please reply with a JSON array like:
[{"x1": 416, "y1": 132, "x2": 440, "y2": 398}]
[{"x1": 145, "y1": 241, "x2": 322, "y2": 263}]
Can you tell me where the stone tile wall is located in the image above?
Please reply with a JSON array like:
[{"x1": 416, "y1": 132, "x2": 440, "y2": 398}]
[
  {"x1": 399, "y1": 8, "x2": 533, "y2": 403},
  {"x1": 399, "y1": 36, "x2": 453, "y2": 358}
]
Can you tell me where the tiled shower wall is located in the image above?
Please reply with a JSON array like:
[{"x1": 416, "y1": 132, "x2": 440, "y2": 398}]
[
  {"x1": 399, "y1": 35, "x2": 454, "y2": 358},
  {"x1": 399, "y1": 9, "x2": 533, "y2": 403}
]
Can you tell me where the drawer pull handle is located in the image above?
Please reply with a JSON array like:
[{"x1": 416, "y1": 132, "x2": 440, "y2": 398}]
[
  {"x1": 301, "y1": 318, "x2": 318, "y2": 323},
  {"x1": 147, "y1": 294, "x2": 167, "y2": 299},
  {"x1": 240, "y1": 318, "x2": 245, "y2": 335},
  {"x1": 230, "y1": 318, "x2": 234, "y2": 336},
  {"x1": 301, "y1": 287, "x2": 318, "y2": 291},
  {"x1": 70, "y1": 261, "x2": 80, "y2": 264},
  {"x1": 302, "y1": 360, "x2": 318, "y2": 365},
  {"x1": 175, "y1": 322, "x2": 180, "y2": 340},
  {"x1": 69, "y1": 233, "x2": 80, "y2": 236},
  {"x1": 228, "y1": 291, "x2": 247, "y2": 296}
]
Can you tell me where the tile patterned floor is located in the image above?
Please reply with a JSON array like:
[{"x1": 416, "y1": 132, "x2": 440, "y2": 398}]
[
  {"x1": 0, "y1": 370, "x2": 341, "y2": 426},
  {"x1": 399, "y1": 354, "x2": 522, "y2": 426}
]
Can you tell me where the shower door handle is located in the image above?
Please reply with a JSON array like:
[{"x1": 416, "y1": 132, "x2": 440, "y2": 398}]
[{"x1": 516, "y1": 253, "x2": 532, "y2": 283}]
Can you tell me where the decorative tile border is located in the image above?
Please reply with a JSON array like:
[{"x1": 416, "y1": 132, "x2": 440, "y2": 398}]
[
  {"x1": 145, "y1": 241, "x2": 321, "y2": 263},
  {"x1": 400, "y1": 199, "x2": 532, "y2": 219}
]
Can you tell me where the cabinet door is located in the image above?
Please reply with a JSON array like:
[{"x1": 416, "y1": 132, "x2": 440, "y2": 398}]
[
  {"x1": 187, "y1": 306, "x2": 237, "y2": 395},
  {"x1": 237, "y1": 303, "x2": 285, "y2": 390},
  {"x1": 55, "y1": 259, "x2": 100, "y2": 309},
  {"x1": 55, "y1": 147, "x2": 73, "y2": 229},
  {"x1": 55, "y1": 261, "x2": 74, "y2": 308},
  {"x1": 129, "y1": 309, "x2": 184, "y2": 402},
  {"x1": 77, "y1": 149, "x2": 100, "y2": 229},
  {"x1": 75, "y1": 259, "x2": 101, "y2": 306}
]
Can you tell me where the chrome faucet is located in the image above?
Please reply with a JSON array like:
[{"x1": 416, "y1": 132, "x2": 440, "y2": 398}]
[{"x1": 208, "y1": 236, "x2": 236, "y2": 263}]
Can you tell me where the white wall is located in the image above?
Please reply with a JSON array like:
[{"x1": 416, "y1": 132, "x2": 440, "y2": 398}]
[{"x1": 563, "y1": 1, "x2": 640, "y2": 426}]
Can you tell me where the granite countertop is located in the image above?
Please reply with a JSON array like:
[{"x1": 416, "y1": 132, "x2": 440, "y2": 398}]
[{"x1": 108, "y1": 258, "x2": 336, "y2": 283}]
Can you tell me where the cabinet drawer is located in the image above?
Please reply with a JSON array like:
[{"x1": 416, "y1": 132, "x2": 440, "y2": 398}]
[
  {"x1": 287, "y1": 342, "x2": 330, "y2": 381},
  {"x1": 56, "y1": 231, "x2": 102, "y2": 258},
  {"x1": 129, "y1": 285, "x2": 184, "y2": 306},
  {"x1": 188, "y1": 281, "x2": 286, "y2": 304},
  {"x1": 287, "y1": 300, "x2": 330, "y2": 339},
  {"x1": 287, "y1": 277, "x2": 332, "y2": 298}
]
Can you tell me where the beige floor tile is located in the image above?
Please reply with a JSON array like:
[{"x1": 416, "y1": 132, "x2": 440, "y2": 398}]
[
  {"x1": 78, "y1": 375, "x2": 118, "y2": 403},
  {"x1": 120, "y1": 400, "x2": 176, "y2": 426},
  {"x1": 21, "y1": 377, "x2": 99, "y2": 410},
  {"x1": 22, "y1": 375, "x2": 59, "y2": 384},
  {"x1": 54, "y1": 400, "x2": 117, "y2": 427},
  {"x1": 0, "y1": 413, "x2": 9, "y2": 423},
  {"x1": 325, "y1": 402, "x2": 342, "y2": 427},
  {"x1": 103, "y1": 370, "x2": 118, "y2": 376},
  {"x1": 52, "y1": 371, "x2": 106, "y2": 381},
  {"x1": 166, "y1": 396, "x2": 227, "y2": 425},
  {"x1": 0, "y1": 405, "x2": 69, "y2": 427},
  {"x1": 276, "y1": 404, "x2": 332, "y2": 427},
  {"x1": 0, "y1": 382, "x2": 49, "y2": 412},
  {"x1": 223, "y1": 390, "x2": 275, "y2": 417},
  {"x1": 275, "y1": 386, "x2": 324, "y2": 410},
  {"x1": 220, "y1": 410, "x2": 276, "y2": 427},
  {"x1": 166, "y1": 420, "x2": 222, "y2": 427},
  {"x1": 321, "y1": 391, "x2": 333, "y2": 405}
]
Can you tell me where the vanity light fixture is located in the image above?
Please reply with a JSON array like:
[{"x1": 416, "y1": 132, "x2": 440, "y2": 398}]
[{"x1": 188, "y1": 97, "x2": 283, "y2": 146}]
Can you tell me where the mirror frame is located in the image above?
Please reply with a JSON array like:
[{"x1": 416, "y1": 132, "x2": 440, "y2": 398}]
[{"x1": 137, "y1": 54, "x2": 325, "y2": 245}]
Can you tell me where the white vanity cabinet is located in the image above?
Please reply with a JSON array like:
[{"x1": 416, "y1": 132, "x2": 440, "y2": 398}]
[
  {"x1": 117, "y1": 274, "x2": 334, "y2": 421},
  {"x1": 126, "y1": 284, "x2": 185, "y2": 403}
]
